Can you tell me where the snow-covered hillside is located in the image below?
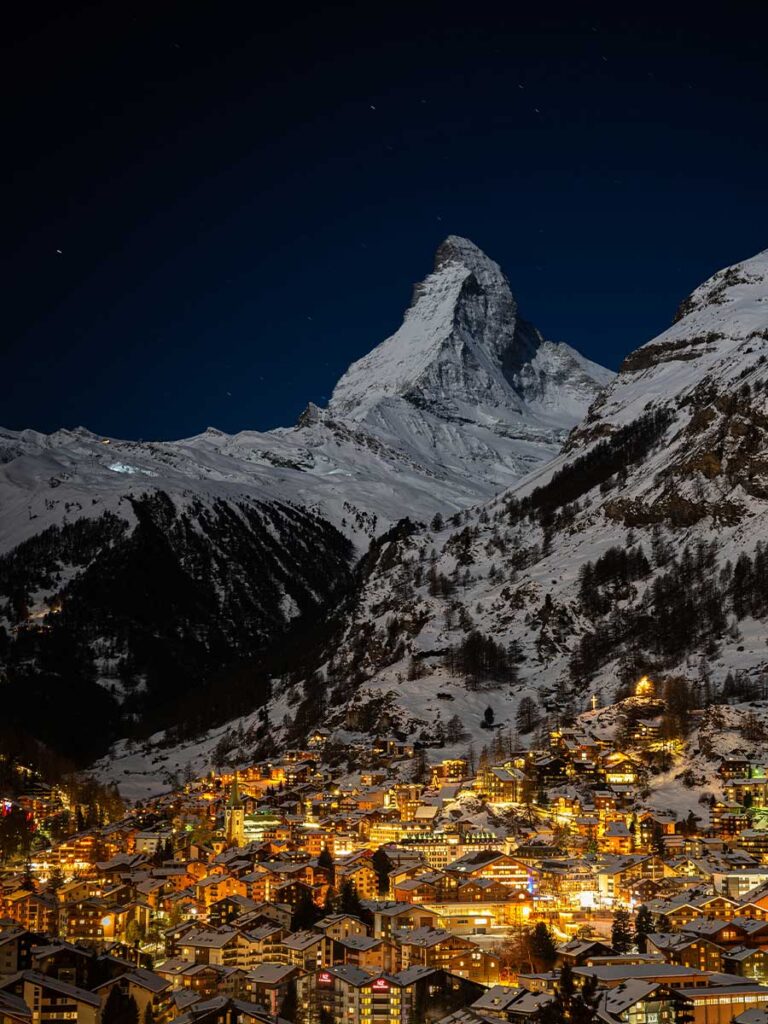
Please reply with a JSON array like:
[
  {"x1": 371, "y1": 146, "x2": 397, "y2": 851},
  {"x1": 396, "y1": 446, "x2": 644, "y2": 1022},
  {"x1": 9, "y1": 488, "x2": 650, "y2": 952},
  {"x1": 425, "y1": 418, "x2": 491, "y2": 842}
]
[
  {"x1": 0, "y1": 237, "x2": 609, "y2": 765},
  {"x1": 94, "y1": 245, "x2": 768, "y2": 799}
]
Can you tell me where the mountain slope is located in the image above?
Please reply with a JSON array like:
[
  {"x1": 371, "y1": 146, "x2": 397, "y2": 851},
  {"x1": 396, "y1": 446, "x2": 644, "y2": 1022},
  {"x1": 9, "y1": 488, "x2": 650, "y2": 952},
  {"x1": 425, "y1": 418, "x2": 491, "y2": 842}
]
[
  {"x1": 0, "y1": 237, "x2": 610, "y2": 764},
  {"x1": 319, "y1": 246, "x2": 768, "y2": 738},
  {"x1": 92, "y1": 245, "x2": 768, "y2": 798},
  {"x1": 0, "y1": 237, "x2": 609, "y2": 556}
]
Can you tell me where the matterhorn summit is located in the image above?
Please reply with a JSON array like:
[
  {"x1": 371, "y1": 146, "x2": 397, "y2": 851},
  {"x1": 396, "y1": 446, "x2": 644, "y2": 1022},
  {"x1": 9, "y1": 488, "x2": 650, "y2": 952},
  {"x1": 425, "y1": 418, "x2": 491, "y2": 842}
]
[{"x1": 329, "y1": 235, "x2": 613, "y2": 444}]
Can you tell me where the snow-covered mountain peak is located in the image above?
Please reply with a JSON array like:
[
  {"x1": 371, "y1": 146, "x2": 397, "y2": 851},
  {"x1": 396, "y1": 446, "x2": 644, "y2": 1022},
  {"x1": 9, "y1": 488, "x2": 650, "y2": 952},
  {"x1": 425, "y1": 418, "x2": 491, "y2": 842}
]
[
  {"x1": 568, "y1": 247, "x2": 768, "y2": 445},
  {"x1": 673, "y1": 247, "x2": 768, "y2": 327},
  {"x1": 433, "y1": 234, "x2": 510, "y2": 289},
  {"x1": 328, "y1": 236, "x2": 610, "y2": 432},
  {"x1": 327, "y1": 244, "x2": 479, "y2": 419}
]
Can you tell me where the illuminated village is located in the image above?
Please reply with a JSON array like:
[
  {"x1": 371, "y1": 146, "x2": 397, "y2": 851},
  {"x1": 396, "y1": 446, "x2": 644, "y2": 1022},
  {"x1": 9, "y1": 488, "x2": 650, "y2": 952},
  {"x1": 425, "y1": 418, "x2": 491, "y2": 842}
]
[{"x1": 3, "y1": 678, "x2": 768, "y2": 1024}]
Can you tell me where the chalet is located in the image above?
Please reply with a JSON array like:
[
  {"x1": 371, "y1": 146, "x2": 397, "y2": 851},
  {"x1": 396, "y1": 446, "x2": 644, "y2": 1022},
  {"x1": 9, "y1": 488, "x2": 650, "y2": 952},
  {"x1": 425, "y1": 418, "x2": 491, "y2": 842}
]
[
  {"x1": 28, "y1": 941, "x2": 96, "y2": 986},
  {"x1": 93, "y1": 968, "x2": 172, "y2": 1020},
  {"x1": 0, "y1": 989, "x2": 31, "y2": 1024},
  {"x1": 245, "y1": 962, "x2": 299, "y2": 1016},
  {"x1": 297, "y1": 964, "x2": 482, "y2": 1024},
  {"x1": 307, "y1": 728, "x2": 330, "y2": 750},
  {"x1": 0, "y1": 893, "x2": 57, "y2": 935},
  {"x1": 727, "y1": 777, "x2": 768, "y2": 809},
  {"x1": 282, "y1": 929, "x2": 324, "y2": 971},
  {"x1": 395, "y1": 927, "x2": 476, "y2": 971},
  {"x1": 314, "y1": 914, "x2": 369, "y2": 942},
  {"x1": 444, "y1": 852, "x2": 531, "y2": 889},
  {"x1": 446, "y1": 946, "x2": 501, "y2": 985},
  {"x1": 665, "y1": 936, "x2": 725, "y2": 973},
  {"x1": 177, "y1": 928, "x2": 252, "y2": 969},
  {"x1": 557, "y1": 939, "x2": 613, "y2": 966},
  {"x1": 0, "y1": 930, "x2": 46, "y2": 977},
  {"x1": 0, "y1": 970, "x2": 100, "y2": 1024},
  {"x1": 475, "y1": 765, "x2": 526, "y2": 804},
  {"x1": 334, "y1": 934, "x2": 397, "y2": 973},
  {"x1": 154, "y1": 959, "x2": 245, "y2": 999},
  {"x1": 719, "y1": 758, "x2": 758, "y2": 781},
  {"x1": 164, "y1": 921, "x2": 200, "y2": 958},
  {"x1": 680, "y1": 918, "x2": 760, "y2": 946},
  {"x1": 335, "y1": 852, "x2": 379, "y2": 900},
  {"x1": 597, "y1": 979, "x2": 679, "y2": 1024},
  {"x1": 363, "y1": 902, "x2": 439, "y2": 939},
  {"x1": 602, "y1": 753, "x2": 641, "y2": 787},
  {"x1": 601, "y1": 821, "x2": 633, "y2": 856},
  {"x1": 724, "y1": 947, "x2": 768, "y2": 984},
  {"x1": 531, "y1": 756, "x2": 568, "y2": 788},
  {"x1": 456, "y1": 879, "x2": 514, "y2": 903},
  {"x1": 208, "y1": 896, "x2": 260, "y2": 928},
  {"x1": 169, "y1": 994, "x2": 276, "y2": 1024}
]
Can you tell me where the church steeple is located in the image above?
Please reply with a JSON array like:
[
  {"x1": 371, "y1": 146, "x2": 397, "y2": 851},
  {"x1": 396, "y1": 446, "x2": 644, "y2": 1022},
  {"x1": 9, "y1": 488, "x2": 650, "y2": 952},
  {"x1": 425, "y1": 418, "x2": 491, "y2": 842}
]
[
  {"x1": 224, "y1": 771, "x2": 245, "y2": 847},
  {"x1": 227, "y1": 770, "x2": 242, "y2": 809}
]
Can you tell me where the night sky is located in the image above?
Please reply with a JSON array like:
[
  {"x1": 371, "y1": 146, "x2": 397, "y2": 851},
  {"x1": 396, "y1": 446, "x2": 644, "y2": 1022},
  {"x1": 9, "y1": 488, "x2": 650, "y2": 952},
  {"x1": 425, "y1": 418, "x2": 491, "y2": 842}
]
[{"x1": 5, "y1": 4, "x2": 768, "y2": 440}]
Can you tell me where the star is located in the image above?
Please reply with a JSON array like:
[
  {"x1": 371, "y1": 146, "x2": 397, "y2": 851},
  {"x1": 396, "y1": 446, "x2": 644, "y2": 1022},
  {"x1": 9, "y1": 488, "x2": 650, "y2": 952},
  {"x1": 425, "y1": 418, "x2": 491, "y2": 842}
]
[{"x1": 56, "y1": 249, "x2": 63, "y2": 254}]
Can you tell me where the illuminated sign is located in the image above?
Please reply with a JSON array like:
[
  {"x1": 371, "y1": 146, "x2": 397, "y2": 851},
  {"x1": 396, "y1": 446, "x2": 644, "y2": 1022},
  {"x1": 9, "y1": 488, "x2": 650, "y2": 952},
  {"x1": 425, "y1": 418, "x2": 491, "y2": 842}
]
[
  {"x1": 372, "y1": 978, "x2": 389, "y2": 992},
  {"x1": 318, "y1": 972, "x2": 333, "y2": 987}
]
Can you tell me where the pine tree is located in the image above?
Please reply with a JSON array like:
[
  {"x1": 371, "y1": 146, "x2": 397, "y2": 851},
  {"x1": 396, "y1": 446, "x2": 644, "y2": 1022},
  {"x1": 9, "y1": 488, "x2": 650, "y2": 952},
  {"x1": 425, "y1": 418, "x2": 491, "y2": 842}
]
[
  {"x1": 549, "y1": 964, "x2": 599, "y2": 1024},
  {"x1": 611, "y1": 907, "x2": 633, "y2": 953},
  {"x1": 372, "y1": 848, "x2": 392, "y2": 896},
  {"x1": 573, "y1": 974, "x2": 600, "y2": 1024},
  {"x1": 279, "y1": 980, "x2": 298, "y2": 1022},
  {"x1": 445, "y1": 714, "x2": 465, "y2": 742},
  {"x1": 634, "y1": 905, "x2": 653, "y2": 952},
  {"x1": 103, "y1": 988, "x2": 139, "y2": 1024},
  {"x1": 125, "y1": 996, "x2": 139, "y2": 1024},
  {"x1": 672, "y1": 996, "x2": 695, "y2": 1024},
  {"x1": 516, "y1": 696, "x2": 540, "y2": 734},
  {"x1": 338, "y1": 879, "x2": 365, "y2": 919},
  {"x1": 411, "y1": 746, "x2": 428, "y2": 783},
  {"x1": 103, "y1": 988, "x2": 124, "y2": 1024},
  {"x1": 291, "y1": 891, "x2": 320, "y2": 931},
  {"x1": 529, "y1": 922, "x2": 558, "y2": 970},
  {"x1": 47, "y1": 866, "x2": 64, "y2": 894}
]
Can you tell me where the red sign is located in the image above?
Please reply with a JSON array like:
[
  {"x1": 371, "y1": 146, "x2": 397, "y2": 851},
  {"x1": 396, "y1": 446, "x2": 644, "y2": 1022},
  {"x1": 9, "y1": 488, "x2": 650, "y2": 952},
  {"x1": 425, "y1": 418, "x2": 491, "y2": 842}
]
[
  {"x1": 318, "y1": 972, "x2": 333, "y2": 987},
  {"x1": 372, "y1": 978, "x2": 389, "y2": 992}
]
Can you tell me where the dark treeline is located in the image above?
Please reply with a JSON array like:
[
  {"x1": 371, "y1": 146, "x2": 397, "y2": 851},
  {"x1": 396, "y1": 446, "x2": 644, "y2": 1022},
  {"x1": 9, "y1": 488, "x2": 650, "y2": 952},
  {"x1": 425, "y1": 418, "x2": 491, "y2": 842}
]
[
  {"x1": 579, "y1": 545, "x2": 651, "y2": 616},
  {"x1": 571, "y1": 538, "x2": 768, "y2": 684},
  {"x1": 506, "y1": 408, "x2": 675, "y2": 525},
  {"x1": 0, "y1": 494, "x2": 354, "y2": 764},
  {"x1": 445, "y1": 630, "x2": 520, "y2": 687}
]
